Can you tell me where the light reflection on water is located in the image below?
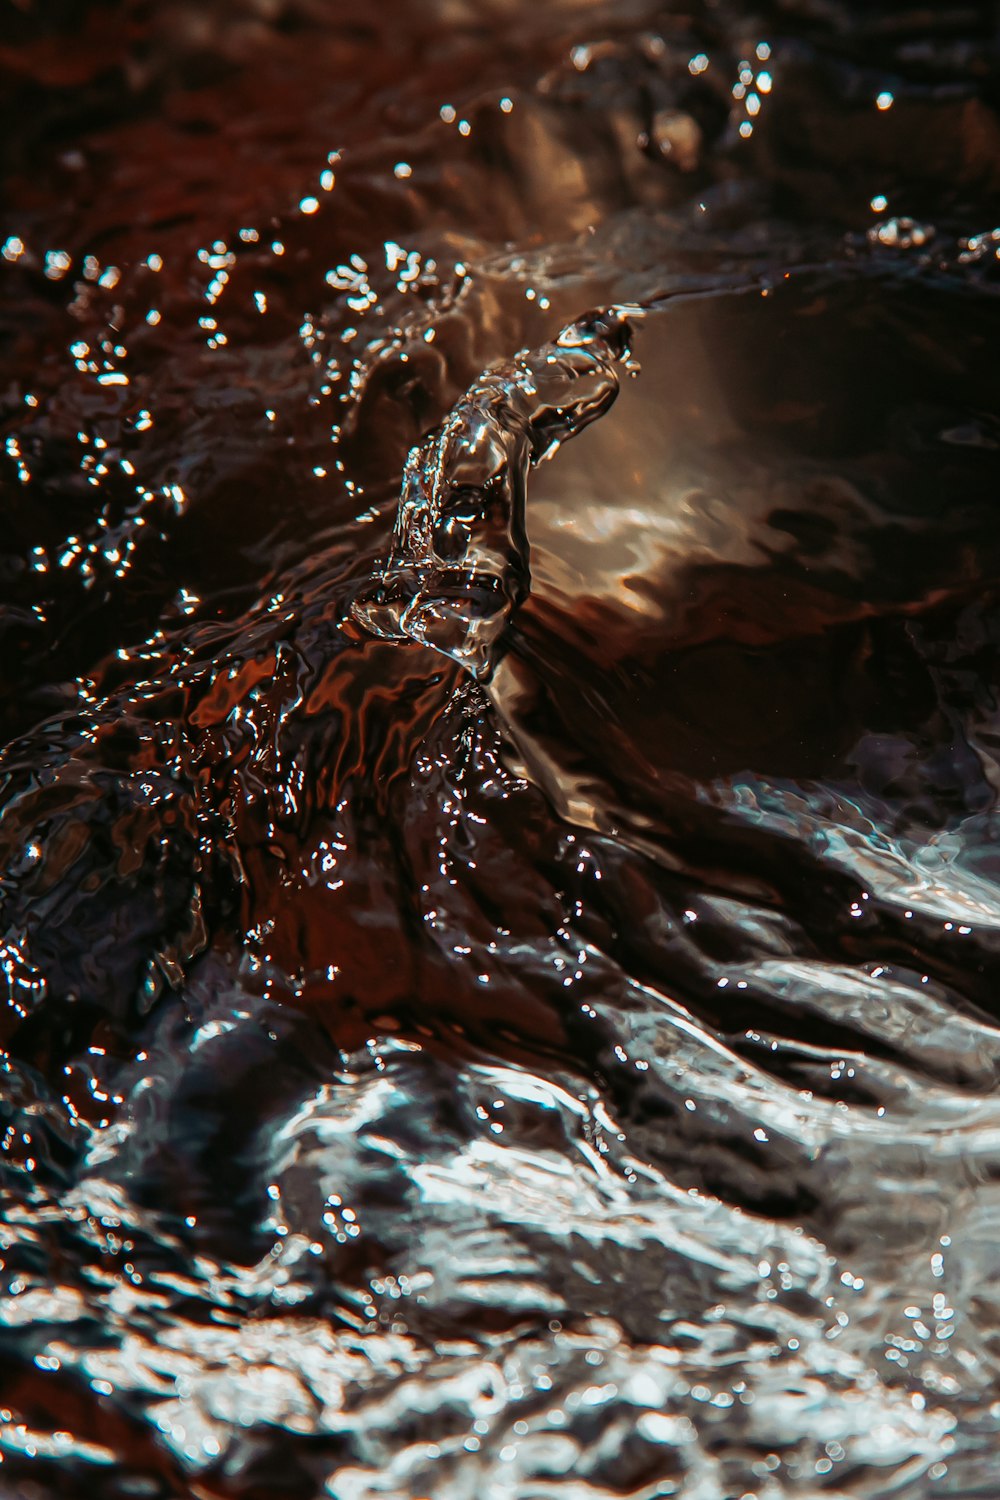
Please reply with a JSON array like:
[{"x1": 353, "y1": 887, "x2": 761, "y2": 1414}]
[{"x1": 3, "y1": 2, "x2": 1000, "y2": 1496}]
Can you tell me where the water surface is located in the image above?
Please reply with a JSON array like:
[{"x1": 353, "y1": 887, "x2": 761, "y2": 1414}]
[{"x1": 3, "y1": 3, "x2": 1000, "y2": 1496}]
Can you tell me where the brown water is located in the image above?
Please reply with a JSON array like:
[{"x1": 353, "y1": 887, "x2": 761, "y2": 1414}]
[{"x1": 4, "y1": 2, "x2": 1000, "y2": 1496}]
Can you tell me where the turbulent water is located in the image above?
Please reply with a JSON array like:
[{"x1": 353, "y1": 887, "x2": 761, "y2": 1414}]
[{"x1": 4, "y1": 2, "x2": 1000, "y2": 1495}]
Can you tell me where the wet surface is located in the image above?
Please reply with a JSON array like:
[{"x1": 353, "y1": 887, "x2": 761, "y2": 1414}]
[{"x1": 3, "y1": 2, "x2": 1000, "y2": 1496}]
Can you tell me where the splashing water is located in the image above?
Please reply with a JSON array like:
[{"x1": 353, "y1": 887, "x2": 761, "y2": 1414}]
[
  {"x1": 3, "y1": 3, "x2": 1000, "y2": 1498},
  {"x1": 352, "y1": 309, "x2": 634, "y2": 678}
]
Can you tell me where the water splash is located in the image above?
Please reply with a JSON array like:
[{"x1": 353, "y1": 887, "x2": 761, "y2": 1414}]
[
  {"x1": 4, "y1": 2, "x2": 1000, "y2": 1497},
  {"x1": 352, "y1": 309, "x2": 634, "y2": 678}
]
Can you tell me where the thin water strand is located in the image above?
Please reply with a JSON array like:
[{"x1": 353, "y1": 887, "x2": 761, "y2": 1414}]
[{"x1": 352, "y1": 309, "x2": 633, "y2": 678}]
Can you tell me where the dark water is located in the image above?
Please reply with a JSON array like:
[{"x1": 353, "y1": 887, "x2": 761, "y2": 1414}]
[{"x1": 3, "y1": 2, "x2": 1000, "y2": 1495}]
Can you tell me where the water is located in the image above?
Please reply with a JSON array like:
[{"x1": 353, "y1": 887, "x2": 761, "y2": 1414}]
[
  {"x1": 3, "y1": 2, "x2": 1000, "y2": 1495},
  {"x1": 352, "y1": 307, "x2": 634, "y2": 676}
]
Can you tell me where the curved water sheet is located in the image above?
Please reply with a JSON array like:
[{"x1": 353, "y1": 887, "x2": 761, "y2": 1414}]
[{"x1": 346, "y1": 263, "x2": 1000, "y2": 1498}]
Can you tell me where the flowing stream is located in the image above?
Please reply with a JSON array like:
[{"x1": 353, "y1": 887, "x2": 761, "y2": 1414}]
[{"x1": 3, "y1": 3, "x2": 1000, "y2": 1496}]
